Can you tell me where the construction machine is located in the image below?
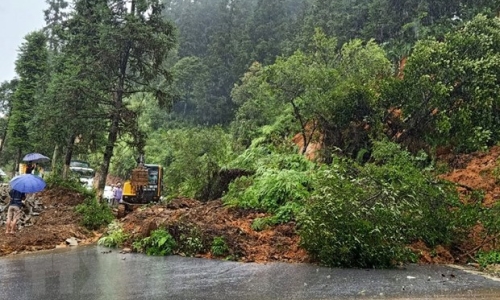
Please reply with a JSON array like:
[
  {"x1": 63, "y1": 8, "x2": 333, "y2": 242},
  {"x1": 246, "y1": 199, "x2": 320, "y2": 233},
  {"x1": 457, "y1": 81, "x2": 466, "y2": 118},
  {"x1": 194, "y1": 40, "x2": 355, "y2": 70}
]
[{"x1": 117, "y1": 156, "x2": 163, "y2": 217}]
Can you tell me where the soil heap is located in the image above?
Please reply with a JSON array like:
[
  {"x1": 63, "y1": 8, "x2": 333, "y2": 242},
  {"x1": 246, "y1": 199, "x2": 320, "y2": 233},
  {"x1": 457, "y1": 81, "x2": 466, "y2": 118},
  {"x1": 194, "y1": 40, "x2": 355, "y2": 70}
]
[{"x1": 0, "y1": 187, "x2": 99, "y2": 255}]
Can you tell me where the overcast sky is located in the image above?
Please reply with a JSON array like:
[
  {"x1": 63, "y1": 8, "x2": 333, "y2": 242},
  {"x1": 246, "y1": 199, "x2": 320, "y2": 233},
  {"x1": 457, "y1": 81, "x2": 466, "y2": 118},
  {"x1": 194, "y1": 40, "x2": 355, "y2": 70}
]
[{"x1": 0, "y1": 0, "x2": 47, "y2": 83}]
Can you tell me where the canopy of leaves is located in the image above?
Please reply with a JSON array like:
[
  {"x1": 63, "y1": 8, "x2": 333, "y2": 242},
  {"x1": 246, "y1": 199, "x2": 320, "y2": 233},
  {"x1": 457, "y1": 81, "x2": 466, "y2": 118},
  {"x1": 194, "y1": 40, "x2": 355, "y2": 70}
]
[
  {"x1": 385, "y1": 14, "x2": 500, "y2": 153},
  {"x1": 231, "y1": 30, "x2": 392, "y2": 159}
]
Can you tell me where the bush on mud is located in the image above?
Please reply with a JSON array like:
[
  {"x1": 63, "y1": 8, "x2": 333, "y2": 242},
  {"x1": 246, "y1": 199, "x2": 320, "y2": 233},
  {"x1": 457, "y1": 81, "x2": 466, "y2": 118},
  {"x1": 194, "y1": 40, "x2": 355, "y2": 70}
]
[
  {"x1": 251, "y1": 202, "x2": 302, "y2": 231},
  {"x1": 133, "y1": 228, "x2": 177, "y2": 256},
  {"x1": 178, "y1": 226, "x2": 204, "y2": 257},
  {"x1": 298, "y1": 142, "x2": 463, "y2": 268},
  {"x1": 476, "y1": 250, "x2": 500, "y2": 269},
  {"x1": 75, "y1": 198, "x2": 114, "y2": 230},
  {"x1": 98, "y1": 221, "x2": 129, "y2": 248},
  {"x1": 211, "y1": 237, "x2": 230, "y2": 257},
  {"x1": 45, "y1": 173, "x2": 95, "y2": 198}
]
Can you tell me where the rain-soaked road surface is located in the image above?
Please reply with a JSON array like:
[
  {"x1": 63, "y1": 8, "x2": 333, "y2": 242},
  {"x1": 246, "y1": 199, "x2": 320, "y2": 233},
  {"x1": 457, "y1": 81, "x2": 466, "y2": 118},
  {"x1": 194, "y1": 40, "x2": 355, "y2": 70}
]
[{"x1": 0, "y1": 245, "x2": 500, "y2": 300}]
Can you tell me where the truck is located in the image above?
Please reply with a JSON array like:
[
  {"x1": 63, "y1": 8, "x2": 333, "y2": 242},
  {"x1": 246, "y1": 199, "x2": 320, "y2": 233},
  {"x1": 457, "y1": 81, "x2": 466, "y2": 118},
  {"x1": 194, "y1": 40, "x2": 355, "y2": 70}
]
[{"x1": 118, "y1": 158, "x2": 163, "y2": 217}]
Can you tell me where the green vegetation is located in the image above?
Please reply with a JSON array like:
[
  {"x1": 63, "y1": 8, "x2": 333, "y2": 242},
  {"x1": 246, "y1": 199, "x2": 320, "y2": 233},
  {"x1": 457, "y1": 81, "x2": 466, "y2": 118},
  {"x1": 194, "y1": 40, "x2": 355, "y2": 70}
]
[
  {"x1": 45, "y1": 173, "x2": 93, "y2": 196},
  {"x1": 223, "y1": 150, "x2": 313, "y2": 213},
  {"x1": 3, "y1": 0, "x2": 500, "y2": 268},
  {"x1": 98, "y1": 221, "x2": 129, "y2": 248},
  {"x1": 298, "y1": 142, "x2": 459, "y2": 268},
  {"x1": 211, "y1": 237, "x2": 230, "y2": 257},
  {"x1": 75, "y1": 198, "x2": 114, "y2": 230},
  {"x1": 133, "y1": 228, "x2": 177, "y2": 256},
  {"x1": 477, "y1": 250, "x2": 500, "y2": 269},
  {"x1": 45, "y1": 173, "x2": 114, "y2": 230},
  {"x1": 146, "y1": 127, "x2": 234, "y2": 200}
]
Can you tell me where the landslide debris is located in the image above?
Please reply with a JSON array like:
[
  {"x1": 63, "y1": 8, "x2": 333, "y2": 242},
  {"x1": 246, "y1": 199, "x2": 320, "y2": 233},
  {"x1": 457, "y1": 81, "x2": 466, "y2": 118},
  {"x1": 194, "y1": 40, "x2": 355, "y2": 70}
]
[
  {"x1": 119, "y1": 198, "x2": 309, "y2": 263},
  {"x1": 0, "y1": 186, "x2": 100, "y2": 256},
  {"x1": 1, "y1": 145, "x2": 499, "y2": 265}
]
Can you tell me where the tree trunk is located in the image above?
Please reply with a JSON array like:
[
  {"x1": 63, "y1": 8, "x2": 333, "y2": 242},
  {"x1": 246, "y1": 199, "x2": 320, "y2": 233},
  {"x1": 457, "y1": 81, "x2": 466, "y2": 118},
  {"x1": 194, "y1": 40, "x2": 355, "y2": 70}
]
[
  {"x1": 98, "y1": 99, "x2": 121, "y2": 197},
  {"x1": 97, "y1": 43, "x2": 132, "y2": 197},
  {"x1": 0, "y1": 134, "x2": 8, "y2": 165},
  {"x1": 12, "y1": 148, "x2": 22, "y2": 177},
  {"x1": 62, "y1": 134, "x2": 76, "y2": 179},
  {"x1": 51, "y1": 144, "x2": 59, "y2": 175}
]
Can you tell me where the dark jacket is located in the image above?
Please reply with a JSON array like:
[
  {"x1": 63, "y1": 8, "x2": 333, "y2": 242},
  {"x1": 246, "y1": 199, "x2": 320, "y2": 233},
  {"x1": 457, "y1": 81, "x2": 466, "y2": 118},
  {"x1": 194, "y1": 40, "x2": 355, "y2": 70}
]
[
  {"x1": 9, "y1": 189, "x2": 26, "y2": 207},
  {"x1": 26, "y1": 164, "x2": 34, "y2": 174}
]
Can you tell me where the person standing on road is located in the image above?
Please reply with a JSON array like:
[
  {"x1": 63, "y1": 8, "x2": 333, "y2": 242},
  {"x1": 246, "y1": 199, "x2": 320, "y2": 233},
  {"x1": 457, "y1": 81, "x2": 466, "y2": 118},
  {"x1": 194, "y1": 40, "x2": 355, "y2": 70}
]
[
  {"x1": 112, "y1": 183, "x2": 123, "y2": 206},
  {"x1": 5, "y1": 188, "x2": 26, "y2": 234}
]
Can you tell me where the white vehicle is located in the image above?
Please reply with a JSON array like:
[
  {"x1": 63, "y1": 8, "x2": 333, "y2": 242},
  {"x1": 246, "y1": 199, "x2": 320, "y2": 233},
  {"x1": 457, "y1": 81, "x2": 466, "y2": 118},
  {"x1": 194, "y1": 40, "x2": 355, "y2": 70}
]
[{"x1": 70, "y1": 161, "x2": 95, "y2": 190}]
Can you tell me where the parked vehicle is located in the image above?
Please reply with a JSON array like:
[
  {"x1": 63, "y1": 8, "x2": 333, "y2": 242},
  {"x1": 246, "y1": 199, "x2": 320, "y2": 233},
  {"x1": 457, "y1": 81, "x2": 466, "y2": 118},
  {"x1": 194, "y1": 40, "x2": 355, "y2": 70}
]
[{"x1": 70, "y1": 160, "x2": 95, "y2": 190}]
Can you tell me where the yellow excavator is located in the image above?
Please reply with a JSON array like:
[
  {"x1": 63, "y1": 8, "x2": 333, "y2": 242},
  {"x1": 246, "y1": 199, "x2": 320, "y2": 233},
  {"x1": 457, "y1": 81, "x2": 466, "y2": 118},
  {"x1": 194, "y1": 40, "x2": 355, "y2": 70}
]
[{"x1": 118, "y1": 156, "x2": 163, "y2": 217}]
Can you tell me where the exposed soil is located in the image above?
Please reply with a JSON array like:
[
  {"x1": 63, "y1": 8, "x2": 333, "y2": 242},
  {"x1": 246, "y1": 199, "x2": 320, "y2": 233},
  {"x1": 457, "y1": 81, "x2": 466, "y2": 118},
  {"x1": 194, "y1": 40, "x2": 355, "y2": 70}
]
[
  {"x1": 0, "y1": 188, "x2": 100, "y2": 256},
  {"x1": 1, "y1": 146, "x2": 499, "y2": 265},
  {"x1": 119, "y1": 198, "x2": 309, "y2": 263},
  {"x1": 440, "y1": 146, "x2": 500, "y2": 206}
]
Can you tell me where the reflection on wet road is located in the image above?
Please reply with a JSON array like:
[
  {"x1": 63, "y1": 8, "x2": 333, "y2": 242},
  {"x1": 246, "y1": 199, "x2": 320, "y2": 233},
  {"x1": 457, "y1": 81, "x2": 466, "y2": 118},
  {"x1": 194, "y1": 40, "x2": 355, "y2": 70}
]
[{"x1": 0, "y1": 245, "x2": 500, "y2": 299}]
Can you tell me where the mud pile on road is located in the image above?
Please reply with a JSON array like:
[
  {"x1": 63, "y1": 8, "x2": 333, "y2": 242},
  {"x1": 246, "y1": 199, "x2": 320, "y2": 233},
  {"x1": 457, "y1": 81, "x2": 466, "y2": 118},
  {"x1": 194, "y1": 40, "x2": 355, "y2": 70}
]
[
  {"x1": 0, "y1": 186, "x2": 99, "y2": 256},
  {"x1": 119, "y1": 198, "x2": 310, "y2": 263}
]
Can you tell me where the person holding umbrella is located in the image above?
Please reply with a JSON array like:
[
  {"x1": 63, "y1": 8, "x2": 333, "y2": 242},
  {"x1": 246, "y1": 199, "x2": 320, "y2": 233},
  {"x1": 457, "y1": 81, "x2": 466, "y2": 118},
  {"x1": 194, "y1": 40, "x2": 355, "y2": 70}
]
[
  {"x1": 5, "y1": 188, "x2": 26, "y2": 234},
  {"x1": 21, "y1": 153, "x2": 50, "y2": 175},
  {"x1": 7, "y1": 174, "x2": 46, "y2": 234},
  {"x1": 25, "y1": 162, "x2": 35, "y2": 174}
]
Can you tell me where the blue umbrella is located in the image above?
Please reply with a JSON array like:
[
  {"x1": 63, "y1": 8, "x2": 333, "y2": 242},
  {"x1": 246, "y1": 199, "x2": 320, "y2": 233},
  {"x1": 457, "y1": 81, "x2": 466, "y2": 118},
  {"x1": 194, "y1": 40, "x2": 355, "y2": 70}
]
[
  {"x1": 10, "y1": 174, "x2": 46, "y2": 193},
  {"x1": 22, "y1": 153, "x2": 50, "y2": 163}
]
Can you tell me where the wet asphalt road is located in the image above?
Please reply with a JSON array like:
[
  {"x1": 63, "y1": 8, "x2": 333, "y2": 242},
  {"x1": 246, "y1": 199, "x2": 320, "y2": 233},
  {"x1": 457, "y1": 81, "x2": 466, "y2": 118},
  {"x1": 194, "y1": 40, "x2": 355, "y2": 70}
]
[{"x1": 0, "y1": 246, "x2": 500, "y2": 300}]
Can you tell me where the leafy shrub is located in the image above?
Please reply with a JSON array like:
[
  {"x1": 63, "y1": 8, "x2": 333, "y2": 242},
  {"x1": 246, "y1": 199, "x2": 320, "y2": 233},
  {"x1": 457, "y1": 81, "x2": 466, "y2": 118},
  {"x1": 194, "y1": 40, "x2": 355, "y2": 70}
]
[
  {"x1": 75, "y1": 198, "x2": 114, "y2": 230},
  {"x1": 211, "y1": 237, "x2": 230, "y2": 257},
  {"x1": 298, "y1": 142, "x2": 462, "y2": 268},
  {"x1": 98, "y1": 221, "x2": 129, "y2": 248},
  {"x1": 224, "y1": 168, "x2": 311, "y2": 212},
  {"x1": 178, "y1": 226, "x2": 204, "y2": 256},
  {"x1": 272, "y1": 201, "x2": 302, "y2": 223},
  {"x1": 476, "y1": 250, "x2": 500, "y2": 269},
  {"x1": 299, "y1": 166, "x2": 409, "y2": 268},
  {"x1": 224, "y1": 149, "x2": 314, "y2": 222},
  {"x1": 365, "y1": 141, "x2": 458, "y2": 246},
  {"x1": 227, "y1": 146, "x2": 313, "y2": 173},
  {"x1": 133, "y1": 228, "x2": 177, "y2": 256}
]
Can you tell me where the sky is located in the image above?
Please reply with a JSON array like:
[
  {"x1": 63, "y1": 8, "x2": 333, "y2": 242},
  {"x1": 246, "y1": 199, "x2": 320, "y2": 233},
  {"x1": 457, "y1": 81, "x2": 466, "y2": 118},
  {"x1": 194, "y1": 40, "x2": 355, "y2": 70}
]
[{"x1": 0, "y1": 0, "x2": 47, "y2": 83}]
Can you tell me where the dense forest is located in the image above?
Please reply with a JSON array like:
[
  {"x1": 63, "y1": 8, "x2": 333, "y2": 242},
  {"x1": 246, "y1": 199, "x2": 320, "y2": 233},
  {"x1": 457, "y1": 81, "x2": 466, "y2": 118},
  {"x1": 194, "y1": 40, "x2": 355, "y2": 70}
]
[{"x1": 2, "y1": 0, "x2": 500, "y2": 267}]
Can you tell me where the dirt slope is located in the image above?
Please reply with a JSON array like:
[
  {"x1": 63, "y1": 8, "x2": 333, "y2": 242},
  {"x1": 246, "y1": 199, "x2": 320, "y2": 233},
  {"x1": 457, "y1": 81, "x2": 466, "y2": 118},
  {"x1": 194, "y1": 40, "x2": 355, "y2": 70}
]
[
  {"x1": 440, "y1": 146, "x2": 500, "y2": 206},
  {"x1": 0, "y1": 188, "x2": 99, "y2": 256}
]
